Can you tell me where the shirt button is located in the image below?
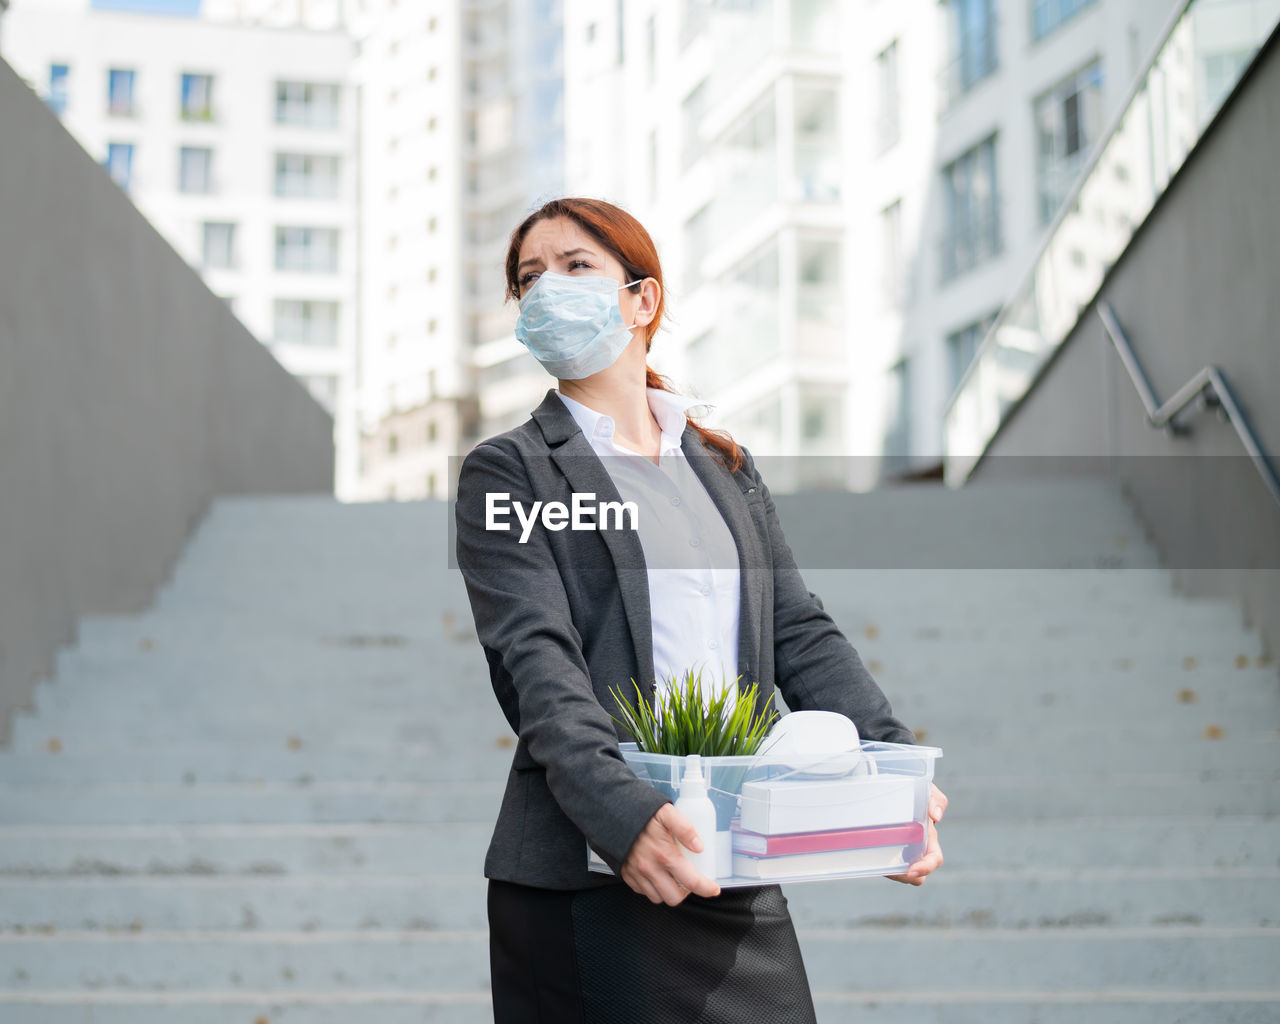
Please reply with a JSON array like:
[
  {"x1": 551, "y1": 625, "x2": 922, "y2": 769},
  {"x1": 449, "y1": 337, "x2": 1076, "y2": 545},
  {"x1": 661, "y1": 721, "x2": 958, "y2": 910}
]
[
  {"x1": 670, "y1": 495, "x2": 682, "y2": 507},
  {"x1": 700, "y1": 584, "x2": 711, "y2": 596},
  {"x1": 708, "y1": 640, "x2": 719, "y2": 650},
  {"x1": 689, "y1": 537, "x2": 701, "y2": 548}
]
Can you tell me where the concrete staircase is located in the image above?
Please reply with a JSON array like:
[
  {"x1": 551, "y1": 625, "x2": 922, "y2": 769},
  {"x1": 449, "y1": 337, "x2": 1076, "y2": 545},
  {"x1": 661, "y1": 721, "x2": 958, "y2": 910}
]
[{"x1": 1, "y1": 482, "x2": 1277, "y2": 1023}]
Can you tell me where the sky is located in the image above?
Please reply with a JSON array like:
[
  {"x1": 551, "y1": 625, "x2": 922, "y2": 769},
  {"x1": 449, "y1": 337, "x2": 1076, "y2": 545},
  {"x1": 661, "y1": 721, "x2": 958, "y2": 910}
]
[{"x1": 90, "y1": 0, "x2": 202, "y2": 15}]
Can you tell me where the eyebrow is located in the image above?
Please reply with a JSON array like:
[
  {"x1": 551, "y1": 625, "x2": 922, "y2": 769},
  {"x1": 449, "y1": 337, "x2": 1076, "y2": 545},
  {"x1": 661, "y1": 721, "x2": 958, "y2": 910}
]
[{"x1": 517, "y1": 247, "x2": 597, "y2": 271}]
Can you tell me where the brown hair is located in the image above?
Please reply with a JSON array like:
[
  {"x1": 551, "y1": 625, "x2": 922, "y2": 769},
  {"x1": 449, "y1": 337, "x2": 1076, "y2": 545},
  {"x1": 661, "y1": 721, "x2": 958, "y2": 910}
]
[{"x1": 505, "y1": 197, "x2": 743, "y2": 473}]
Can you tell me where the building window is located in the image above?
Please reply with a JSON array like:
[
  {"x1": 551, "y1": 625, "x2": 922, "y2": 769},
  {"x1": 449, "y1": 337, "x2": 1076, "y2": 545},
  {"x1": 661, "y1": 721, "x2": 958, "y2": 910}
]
[
  {"x1": 274, "y1": 153, "x2": 341, "y2": 199},
  {"x1": 427, "y1": 420, "x2": 437, "y2": 443},
  {"x1": 648, "y1": 129, "x2": 659, "y2": 201},
  {"x1": 880, "y1": 199, "x2": 903, "y2": 307},
  {"x1": 274, "y1": 81, "x2": 340, "y2": 129},
  {"x1": 794, "y1": 87, "x2": 839, "y2": 201},
  {"x1": 941, "y1": 133, "x2": 1001, "y2": 281},
  {"x1": 1031, "y1": 0, "x2": 1097, "y2": 42},
  {"x1": 274, "y1": 227, "x2": 339, "y2": 273},
  {"x1": 800, "y1": 389, "x2": 843, "y2": 443},
  {"x1": 388, "y1": 433, "x2": 399, "y2": 454},
  {"x1": 104, "y1": 142, "x2": 134, "y2": 190},
  {"x1": 646, "y1": 14, "x2": 657, "y2": 85},
  {"x1": 274, "y1": 300, "x2": 339, "y2": 346},
  {"x1": 202, "y1": 222, "x2": 236, "y2": 269},
  {"x1": 683, "y1": 203, "x2": 711, "y2": 291},
  {"x1": 178, "y1": 146, "x2": 213, "y2": 194},
  {"x1": 1203, "y1": 49, "x2": 1253, "y2": 115},
  {"x1": 797, "y1": 237, "x2": 840, "y2": 321},
  {"x1": 47, "y1": 63, "x2": 69, "y2": 116},
  {"x1": 946, "y1": 310, "x2": 998, "y2": 395},
  {"x1": 875, "y1": 40, "x2": 900, "y2": 152},
  {"x1": 884, "y1": 357, "x2": 912, "y2": 469},
  {"x1": 943, "y1": 0, "x2": 998, "y2": 105},
  {"x1": 1033, "y1": 60, "x2": 1103, "y2": 224},
  {"x1": 107, "y1": 68, "x2": 136, "y2": 117},
  {"x1": 180, "y1": 72, "x2": 214, "y2": 121},
  {"x1": 681, "y1": 78, "x2": 709, "y2": 171}
]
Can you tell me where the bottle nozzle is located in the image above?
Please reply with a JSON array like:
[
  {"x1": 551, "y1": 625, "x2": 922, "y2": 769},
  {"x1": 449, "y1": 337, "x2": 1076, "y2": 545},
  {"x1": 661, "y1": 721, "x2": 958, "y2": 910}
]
[{"x1": 680, "y1": 754, "x2": 708, "y2": 797}]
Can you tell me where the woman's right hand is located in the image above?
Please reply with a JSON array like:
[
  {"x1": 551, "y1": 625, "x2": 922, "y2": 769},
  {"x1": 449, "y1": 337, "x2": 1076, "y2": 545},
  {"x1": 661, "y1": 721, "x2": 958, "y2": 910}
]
[{"x1": 620, "y1": 804, "x2": 722, "y2": 905}]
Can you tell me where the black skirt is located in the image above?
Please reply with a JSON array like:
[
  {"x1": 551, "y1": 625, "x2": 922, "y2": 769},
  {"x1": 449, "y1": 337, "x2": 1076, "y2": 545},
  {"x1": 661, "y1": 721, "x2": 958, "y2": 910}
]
[{"x1": 488, "y1": 878, "x2": 818, "y2": 1024}]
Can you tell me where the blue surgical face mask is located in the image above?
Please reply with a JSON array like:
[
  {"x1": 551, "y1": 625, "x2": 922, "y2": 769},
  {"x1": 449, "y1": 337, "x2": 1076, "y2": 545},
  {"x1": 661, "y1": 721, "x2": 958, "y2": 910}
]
[{"x1": 514, "y1": 271, "x2": 642, "y2": 380}]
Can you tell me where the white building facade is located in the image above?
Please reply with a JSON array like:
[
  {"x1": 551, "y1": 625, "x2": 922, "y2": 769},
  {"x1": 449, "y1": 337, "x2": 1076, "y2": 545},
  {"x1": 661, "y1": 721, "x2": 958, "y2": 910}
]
[
  {"x1": 563, "y1": 0, "x2": 1175, "y2": 487},
  {"x1": 3, "y1": 0, "x2": 360, "y2": 495},
  {"x1": 348, "y1": 0, "x2": 564, "y2": 501}
]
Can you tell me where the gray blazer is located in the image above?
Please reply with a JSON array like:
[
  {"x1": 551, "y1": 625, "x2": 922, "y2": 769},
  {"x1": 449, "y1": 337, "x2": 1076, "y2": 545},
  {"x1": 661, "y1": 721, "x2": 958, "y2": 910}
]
[{"x1": 454, "y1": 389, "x2": 914, "y2": 889}]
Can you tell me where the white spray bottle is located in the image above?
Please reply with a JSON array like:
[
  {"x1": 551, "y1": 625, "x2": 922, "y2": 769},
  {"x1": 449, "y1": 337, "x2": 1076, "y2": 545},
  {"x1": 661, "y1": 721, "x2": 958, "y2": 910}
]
[{"x1": 674, "y1": 754, "x2": 718, "y2": 880}]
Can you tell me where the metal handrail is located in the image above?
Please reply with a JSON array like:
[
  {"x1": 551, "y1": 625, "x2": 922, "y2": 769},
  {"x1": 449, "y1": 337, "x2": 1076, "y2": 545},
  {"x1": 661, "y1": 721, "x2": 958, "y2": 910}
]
[{"x1": 1096, "y1": 300, "x2": 1280, "y2": 509}]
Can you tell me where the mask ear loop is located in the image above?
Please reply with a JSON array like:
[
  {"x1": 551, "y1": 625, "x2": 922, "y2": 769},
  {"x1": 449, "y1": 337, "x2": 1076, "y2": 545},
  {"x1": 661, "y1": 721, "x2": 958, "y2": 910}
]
[{"x1": 617, "y1": 279, "x2": 645, "y2": 332}]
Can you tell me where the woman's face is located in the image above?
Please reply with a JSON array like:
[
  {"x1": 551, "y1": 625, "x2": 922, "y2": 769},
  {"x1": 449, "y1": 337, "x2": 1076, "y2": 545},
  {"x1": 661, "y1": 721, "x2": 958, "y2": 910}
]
[
  {"x1": 514, "y1": 216, "x2": 632, "y2": 298},
  {"x1": 513, "y1": 216, "x2": 661, "y2": 376}
]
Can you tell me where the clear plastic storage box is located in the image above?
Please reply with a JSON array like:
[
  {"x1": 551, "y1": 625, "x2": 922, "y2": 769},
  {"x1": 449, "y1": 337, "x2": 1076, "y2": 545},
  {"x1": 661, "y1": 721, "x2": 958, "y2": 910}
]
[{"x1": 588, "y1": 741, "x2": 942, "y2": 887}]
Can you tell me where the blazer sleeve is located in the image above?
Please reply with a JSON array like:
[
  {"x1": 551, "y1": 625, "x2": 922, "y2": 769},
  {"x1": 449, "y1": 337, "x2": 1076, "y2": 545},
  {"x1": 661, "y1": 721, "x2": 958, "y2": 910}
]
[
  {"x1": 454, "y1": 442, "x2": 670, "y2": 870},
  {"x1": 743, "y1": 449, "x2": 916, "y2": 745}
]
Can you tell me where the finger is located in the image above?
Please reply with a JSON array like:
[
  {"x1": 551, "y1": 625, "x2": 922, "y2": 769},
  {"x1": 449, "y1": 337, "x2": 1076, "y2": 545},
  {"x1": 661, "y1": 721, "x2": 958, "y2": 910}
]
[
  {"x1": 657, "y1": 804, "x2": 704, "y2": 853},
  {"x1": 929, "y1": 784, "x2": 948, "y2": 822},
  {"x1": 668, "y1": 855, "x2": 721, "y2": 899},
  {"x1": 902, "y1": 826, "x2": 944, "y2": 880},
  {"x1": 650, "y1": 866, "x2": 690, "y2": 907},
  {"x1": 620, "y1": 863, "x2": 664, "y2": 905}
]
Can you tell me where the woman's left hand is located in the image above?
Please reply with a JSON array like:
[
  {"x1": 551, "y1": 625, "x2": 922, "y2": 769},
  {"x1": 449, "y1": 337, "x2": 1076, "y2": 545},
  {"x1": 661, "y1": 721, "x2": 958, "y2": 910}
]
[{"x1": 887, "y1": 783, "x2": 947, "y2": 886}]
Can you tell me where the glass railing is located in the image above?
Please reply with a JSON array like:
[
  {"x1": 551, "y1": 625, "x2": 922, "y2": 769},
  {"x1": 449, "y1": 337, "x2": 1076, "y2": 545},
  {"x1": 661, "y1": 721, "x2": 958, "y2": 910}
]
[{"x1": 943, "y1": 0, "x2": 1280, "y2": 483}]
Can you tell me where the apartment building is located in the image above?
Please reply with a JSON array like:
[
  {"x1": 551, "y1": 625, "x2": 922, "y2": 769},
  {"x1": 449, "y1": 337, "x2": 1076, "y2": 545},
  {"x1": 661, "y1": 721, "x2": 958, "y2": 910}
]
[
  {"x1": 3, "y1": 0, "x2": 360, "y2": 495},
  {"x1": 342, "y1": 0, "x2": 564, "y2": 501},
  {"x1": 563, "y1": 0, "x2": 1175, "y2": 487}
]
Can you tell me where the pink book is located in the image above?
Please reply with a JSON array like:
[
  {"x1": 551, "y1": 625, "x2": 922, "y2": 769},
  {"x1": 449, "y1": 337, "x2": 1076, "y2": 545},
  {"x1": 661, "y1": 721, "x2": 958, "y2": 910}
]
[{"x1": 731, "y1": 821, "x2": 924, "y2": 857}]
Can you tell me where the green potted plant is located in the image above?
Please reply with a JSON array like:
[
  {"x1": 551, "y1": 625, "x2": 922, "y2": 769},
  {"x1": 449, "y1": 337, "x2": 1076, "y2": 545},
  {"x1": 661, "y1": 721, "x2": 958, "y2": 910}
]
[{"x1": 609, "y1": 667, "x2": 778, "y2": 874}]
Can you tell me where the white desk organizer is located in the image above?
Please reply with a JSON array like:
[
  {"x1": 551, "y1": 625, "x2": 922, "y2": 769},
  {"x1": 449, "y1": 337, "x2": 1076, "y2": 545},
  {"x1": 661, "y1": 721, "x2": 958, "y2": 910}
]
[{"x1": 588, "y1": 740, "x2": 942, "y2": 887}]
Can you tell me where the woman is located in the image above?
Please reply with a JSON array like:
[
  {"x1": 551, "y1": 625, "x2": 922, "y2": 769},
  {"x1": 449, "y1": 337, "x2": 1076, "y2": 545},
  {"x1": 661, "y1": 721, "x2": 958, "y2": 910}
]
[{"x1": 454, "y1": 197, "x2": 946, "y2": 1023}]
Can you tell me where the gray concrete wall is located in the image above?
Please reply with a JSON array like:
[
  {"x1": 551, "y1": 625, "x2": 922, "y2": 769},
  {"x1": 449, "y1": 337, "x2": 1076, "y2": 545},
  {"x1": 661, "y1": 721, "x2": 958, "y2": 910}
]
[
  {"x1": 0, "y1": 58, "x2": 335, "y2": 742},
  {"x1": 976, "y1": 27, "x2": 1280, "y2": 658}
]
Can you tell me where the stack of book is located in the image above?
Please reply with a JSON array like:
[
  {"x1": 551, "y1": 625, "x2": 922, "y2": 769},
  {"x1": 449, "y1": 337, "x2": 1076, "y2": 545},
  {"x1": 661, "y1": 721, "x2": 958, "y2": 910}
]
[
  {"x1": 730, "y1": 821, "x2": 926, "y2": 880},
  {"x1": 731, "y1": 772, "x2": 925, "y2": 879}
]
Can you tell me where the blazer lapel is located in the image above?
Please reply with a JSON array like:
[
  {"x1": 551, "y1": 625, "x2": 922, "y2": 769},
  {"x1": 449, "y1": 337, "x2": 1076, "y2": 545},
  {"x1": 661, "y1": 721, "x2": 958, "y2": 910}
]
[
  {"x1": 681, "y1": 428, "x2": 765, "y2": 695},
  {"x1": 531, "y1": 390, "x2": 657, "y2": 700}
]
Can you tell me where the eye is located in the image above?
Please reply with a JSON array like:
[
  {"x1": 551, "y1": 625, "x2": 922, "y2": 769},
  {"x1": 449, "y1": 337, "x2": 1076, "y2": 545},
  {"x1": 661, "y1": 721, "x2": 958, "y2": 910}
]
[
  {"x1": 518, "y1": 271, "x2": 539, "y2": 288},
  {"x1": 568, "y1": 259, "x2": 593, "y2": 271}
]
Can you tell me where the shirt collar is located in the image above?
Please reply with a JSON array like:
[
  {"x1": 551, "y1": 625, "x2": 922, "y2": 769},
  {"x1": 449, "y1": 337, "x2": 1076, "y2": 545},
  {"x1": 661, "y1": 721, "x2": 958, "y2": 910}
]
[{"x1": 555, "y1": 387, "x2": 713, "y2": 452}]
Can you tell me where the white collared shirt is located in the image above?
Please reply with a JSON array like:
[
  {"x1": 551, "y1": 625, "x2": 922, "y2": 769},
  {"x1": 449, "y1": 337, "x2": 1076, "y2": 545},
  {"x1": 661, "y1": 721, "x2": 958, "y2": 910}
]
[{"x1": 556, "y1": 388, "x2": 742, "y2": 699}]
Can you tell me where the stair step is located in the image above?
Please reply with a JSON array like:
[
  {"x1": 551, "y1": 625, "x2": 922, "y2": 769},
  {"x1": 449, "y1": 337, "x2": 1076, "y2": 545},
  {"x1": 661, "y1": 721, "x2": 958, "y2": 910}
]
[
  {"x1": 0, "y1": 818, "x2": 1276, "y2": 877},
  {"x1": 796, "y1": 927, "x2": 1280, "y2": 991},
  {"x1": 1, "y1": 928, "x2": 1276, "y2": 993},
  {"x1": 0, "y1": 992, "x2": 1274, "y2": 1024},
  {"x1": 2, "y1": 870, "x2": 1276, "y2": 933},
  {"x1": 0, "y1": 930, "x2": 490, "y2": 991},
  {"x1": 0, "y1": 770, "x2": 1277, "y2": 824},
  {"x1": 810, "y1": 994, "x2": 1280, "y2": 1024},
  {"x1": 0, "y1": 995, "x2": 492, "y2": 1024}
]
